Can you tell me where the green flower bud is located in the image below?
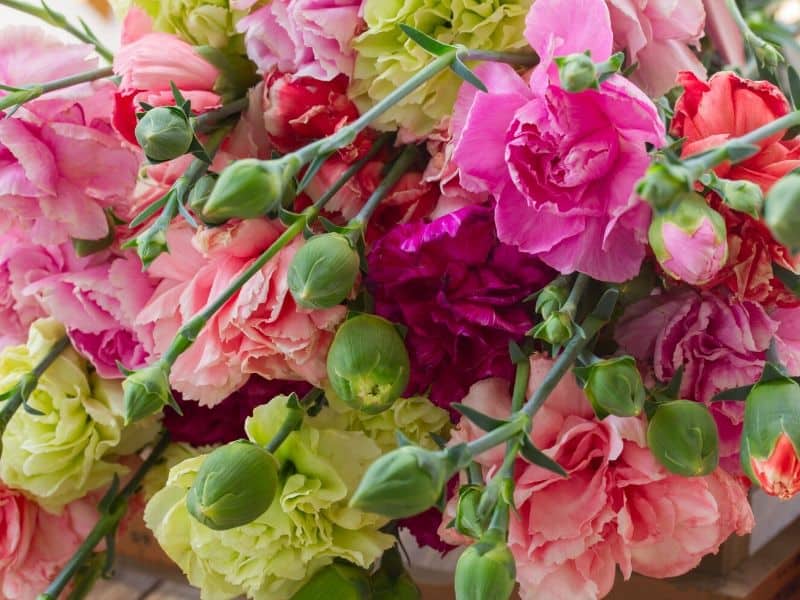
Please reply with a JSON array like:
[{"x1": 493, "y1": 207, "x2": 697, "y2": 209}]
[
  {"x1": 535, "y1": 281, "x2": 569, "y2": 320},
  {"x1": 122, "y1": 360, "x2": 174, "y2": 424},
  {"x1": 327, "y1": 315, "x2": 410, "y2": 414},
  {"x1": 718, "y1": 179, "x2": 763, "y2": 218},
  {"x1": 556, "y1": 53, "x2": 597, "y2": 93},
  {"x1": 293, "y1": 563, "x2": 372, "y2": 600},
  {"x1": 583, "y1": 356, "x2": 645, "y2": 418},
  {"x1": 455, "y1": 484, "x2": 485, "y2": 539},
  {"x1": 186, "y1": 440, "x2": 279, "y2": 531},
  {"x1": 454, "y1": 532, "x2": 516, "y2": 600},
  {"x1": 636, "y1": 163, "x2": 691, "y2": 211},
  {"x1": 135, "y1": 106, "x2": 194, "y2": 162},
  {"x1": 350, "y1": 445, "x2": 451, "y2": 518},
  {"x1": 647, "y1": 400, "x2": 719, "y2": 477},
  {"x1": 133, "y1": 226, "x2": 169, "y2": 268},
  {"x1": 187, "y1": 173, "x2": 218, "y2": 220},
  {"x1": 202, "y1": 156, "x2": 300, "y2": 224},
  {"x1": 288, "y1": 233, "x2": 360, "y2": 310},
  {"x1": 530, "y1": 312, "x2": 573, "y2": 346},
  {"x1": 765, "y1": 173, "x2": 800, "y2": 251}
]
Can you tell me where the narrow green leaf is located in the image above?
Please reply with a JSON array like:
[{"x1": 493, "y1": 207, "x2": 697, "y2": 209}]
[
  {"x1": 520, "y1": 437, "x2": 567, "y2": 477},
  {"x1": 452, "y1": 403, "x2": 508, "y2": 432},
  {"x1": 398, "y1": 24, "x2": 455, "y2": 57},
  {"x1": 451, "y1": 59, "x2": 487, "y2": 92},
  {"x1": 774, "y1": 262, "x2": 800, "y2": 297}
]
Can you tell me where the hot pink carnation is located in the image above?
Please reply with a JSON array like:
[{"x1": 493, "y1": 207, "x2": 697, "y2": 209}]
[
  {"x1": 0, "y1": 483, "x2": 98, "y2": 600},
  {"x1": 453, "y1": 0, "x2": 664, "y2": 282},
  {"x1": 440, "y1": 358, "x2": 754, "y2": 600},
  {"x1": 139, "y1": 220, "x2": 345, "y2": 406},
  {"x1": 237, "y1": 0, "x2": 362, "y2": 80},
  {"x1": 606, "y1": 0, "x2": 706, "y2": 97},
  {"x1": 615, "y1": 290, "x2": 794, "y2": 470}
]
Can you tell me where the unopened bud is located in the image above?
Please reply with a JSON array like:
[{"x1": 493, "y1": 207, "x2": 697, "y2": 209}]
[
  {"x1": 454, "y1": 531, "x2": 516, "y2": 600},
  {"x1": 327, "y1": 315, "x2": 410, "y2": 414},
  {"x1": 649, "y1": 192, "x2": 728, "y2": 285},
  {"x1": 202, "y1": 156, "x2": 300, "y2": 224},
  {"x1": 350, "y1": 445, "x2": 452, "y2": 518},
  {"x1": 122, "y1": 360, "x2": 174, "y2": 424},
  {"x1": 131, "y1": 226, "x2": 168, "y2": 268},
  {"x1": 187, "y1": 173, "x2": 218, "y2": 219},
  {"x1": 530, "y1": 312, "x2": 573, "y2": 346},
  {"x1": 765, "y1": 173, "x2": 800, "y2": 252},
  {"x1": 186, "y1": 440, "x2": 279, "y2": 530},
  {"x1": 582, "y1": 356, "x2": 645, "y2": 418},
  {"x1": 718, "y1": 179, "x2": 763, "y2": 217},
  {"x1": 535, "y1": 281, "x2": 569, "y2": 320},
  {"x1": 647, "y1": 400, "x2": 719, "y2": 477},
  {"x1": 135, "y1": 106, "x2": 194, "y2": 162},
  {"x1": 288, "y1": 233, "x2": 360, "y2": 309},
  {"x1": 556, "y1": 52, "x2": 597, "y2": 92},
  {"x1": 455, "y1": 484, "x2": 485, "y2": 539},
  {"x1": 636, "y1": 163, "x2": 692, "y2": 210}
]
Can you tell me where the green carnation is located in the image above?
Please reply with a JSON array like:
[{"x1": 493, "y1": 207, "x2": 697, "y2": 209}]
[
  {"x1": 0, "y1": 320, "x2": 158, "y2": 512},
  {"x1": 350, "y1": 0, "x2": 534, "y2": 135},
  {"x1": 145, "y1": 396, "x2": 394, "y2": 600},
  {"x1": 111, "y1": 0, "x2": 241, "y2": 49}
]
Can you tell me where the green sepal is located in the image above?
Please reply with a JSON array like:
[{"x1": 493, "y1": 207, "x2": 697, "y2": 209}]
[
  {"x1": 520, "y1": 436, "x2": 567, "y2": 477},
  {"x1": 452, "y1": 403, "x2": 508, "y2": 432}
]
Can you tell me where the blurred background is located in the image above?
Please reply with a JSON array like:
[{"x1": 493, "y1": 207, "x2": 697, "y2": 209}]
[{"x1": 0, "y1": 0, "x2": 119, "y2": 48}]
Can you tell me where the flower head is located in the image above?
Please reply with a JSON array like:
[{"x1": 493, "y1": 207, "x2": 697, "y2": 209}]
[{"x1": 350, "y1": 0, "x2": 533, "y2": 135}]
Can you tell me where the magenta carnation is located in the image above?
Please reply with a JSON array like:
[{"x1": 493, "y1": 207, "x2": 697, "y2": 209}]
[
  {"x1": 452, "y1": 0, "x2": 664, "y2": 282},
  {"x1": 366, "y1": 204, "x2": 553, "y2": 411},
  {"x1": 163, "y1": 376, "x2": 311, "y2": 446}
]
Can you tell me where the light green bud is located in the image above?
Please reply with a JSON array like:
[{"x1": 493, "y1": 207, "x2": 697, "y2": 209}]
[
  {"x1": 583, "y1": 356, "x2": 646, "y2": 418},
  {"x1": 556, "y1": 52, "x2": 597, "y2": 93},
  {"x1": 455, "y1": 484, "x2": 485, "y2": 540},
  {"x1": 535, "y1": 281, "x2": 569, "y2": 320},
  {"x1": 292, "y1": 563, "x2": 372, "y2": 600},
  {"x1": 718, "y1": 179, "x2": 763, "y2": 217},
  {"x1": 133, "y1": 226, "x2": 168, "y2": 268},
  {"x1": 186, "y1": 440, "x2": 279, "y2": 531},
  {"x1": 122, "y1": 360, "x2": 174, "y2": 424},
  {"x1": 636, "y1": 163, "x2": 692, "y2": 211},
  {"x1": 531, "y1": 312, "x2": 573, "y2": 346},
  {"x1": 187, "y1": 173, "x2": 218, "y2": 219},
  {"x1": 454, "y1": 532, "x2": 516, "y2": 600},
  {"x1": 349, "y1": 445, "x2": 450, "y2": 518},
  {"x1": 765, "y1": 173, "x2": 800, "y2": 251},
  {"x1": 135, "y1": 106, "x2": 194, "y2": 162},
  {"x1": 202, "y1": 156, "x2": 300, "y2": 224},
  {"x1": 288, "y1": 233, "x2": 360, "y2": 309},
  {"x1": 327, "y1": 315, "x2": 410, "y2": 414},
  {"x1": 647, "y1": 400, "x2": 719, "y2": 477}
]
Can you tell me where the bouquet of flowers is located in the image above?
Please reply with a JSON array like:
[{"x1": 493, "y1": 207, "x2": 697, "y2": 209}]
[{"x1": 1, "y1": 0, "x2": 800, "y2": 598}]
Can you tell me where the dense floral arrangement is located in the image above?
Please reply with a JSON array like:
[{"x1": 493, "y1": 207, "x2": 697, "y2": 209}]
[{"x1": 2, "y1": 0, "x2": 800, "y2": 599}]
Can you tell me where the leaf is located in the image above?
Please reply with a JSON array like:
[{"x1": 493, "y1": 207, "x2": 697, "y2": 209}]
[
  {"x1": 520, "y1": 437, "x2": 567, "y2": 477},
  {"x1": 130, "y1": 192, "x2": 171, "y2": 228},
  {"x1": 398, "y1": 24, "x2": 455, "y2": 57},
  {"x1": 711, "y1": 385, "x2": 752, "y2": 402},
  {"x1": 176, "y1": 199, "x2": 198, "y2": 229},
  {"x1": 774, "y1": 263, "x2": 800, "y2": 297},
  {"x1": 508, "y1": 341, "x2": 527, "y2": 365},
  {"x1": 297, "y1": 152, "x2": 332, "y2": 193},
  {"x1": 451, "y1": 58, "x2": 487, "y2": 92},
  {"x1": 279, "y1": 207, "x2": 305, "y2": 226},
  {"x1": 22, "y1": 401, "x2": 44, "y2": 416},
  {"x1": 663, "y1": 365, "x2": 685, "y2": 399},
  {"x1": 452, "y1": 403, "x2": 508, "y2": 432},
  {"x1": 788, "y1": 66, "x2": 800, "y2": 109}
]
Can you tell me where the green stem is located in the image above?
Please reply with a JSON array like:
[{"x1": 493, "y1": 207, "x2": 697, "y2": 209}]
[
  {"x1": 0, "y1": 335, "x2": 70, "y2": 455},
  {"x1": 465, "y1": 419, "x2": 527, "y2": 457},
  {"x1": 194, "y1": 98, "x2": 250, "y2": 134},
  {"x1": 460, "y1": 48, "x2": 539, "y2": 67},
  {"x1": 561, "y1": 274, "x2": 589, "y2": 321},
  {"x1": 350, "y1": 145, "x2": 419, "y2": 226},
  {"x1": 0, "y1": 0, "x2": 114, "y2": 62},
  {"x1": 0, "y1": 66, "x2": 114, "y2": 112},
  {"x1": 39, "y1": 432, "x2": 171, "y2": 600}
]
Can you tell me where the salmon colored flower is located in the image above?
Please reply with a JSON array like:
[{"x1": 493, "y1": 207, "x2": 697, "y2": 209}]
[{"x1": 750, "y1": 433, "x2": 800, "y2": 500}]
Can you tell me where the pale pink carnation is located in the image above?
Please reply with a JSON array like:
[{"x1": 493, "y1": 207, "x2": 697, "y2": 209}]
[
  {"x1": 139, "y1": 220, "x2": 345, "y2": 406},
  {"x1": 0, "y1": 483, "x2": 99, "y2": 600},
  {"x1": 453, "y1": 0, "x2": 664, "y2": 282},
  {"x1": 605, "y1": 0, "x2": 707, "y2": 97},
  {"x1": 237, "y1": 0, "x2": 363, "y2": 80},
  {"x1": 440, "y1": 357, "x2": 753, "y2": 600},
  {"x1": 660, "y1": 218, "x2": 728, "y2": 285}
]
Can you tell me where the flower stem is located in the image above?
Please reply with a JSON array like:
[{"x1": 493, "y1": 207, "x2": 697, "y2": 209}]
[
  {"x1": 561, "y1": 273, "x2": 590, "y2": 322},
  {"x1": 460, "y1": 48, "x2": 539, "y2": 67},
  {"x1": 0, "y1": 0, "x2": 114, "y2": 62},
  {"x1": 38, "y1": 431, "x2": 171, "y2": 600},
  {"x1": 724, "y1": 0, "x2": 782, "y2": 67},
  {"x1": 0, "y1": 66, "x2": 114, "y2": 112},
  {"x1": 0, "y1": 335, "x2": 70, "y2": 457},
  {"x1": 194, "y1": 97, "x2": 250, "y2": 134}
]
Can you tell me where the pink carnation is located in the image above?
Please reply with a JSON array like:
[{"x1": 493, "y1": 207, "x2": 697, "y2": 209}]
[
  {"x1": 453, "y1": 0, "x2": 664, "y2": 282},
  {"x1": 440, "y1": 358, "x2": 754, "y2": 600},
  {"x1": 0, "y1": 483, "x2": 99, "y2": 600},
  {"x1": 237, "y1": 0, "x2": 362, "y2": 80},
  {"x1": 606, "y1": 0, "x2": 706, "y2": 97},
  {"x1": 615, "y1": 290, "x2": 787, "y2": 470},
  {"x1": 139, "y1": 220, "x2": 345, "y2": 406}
]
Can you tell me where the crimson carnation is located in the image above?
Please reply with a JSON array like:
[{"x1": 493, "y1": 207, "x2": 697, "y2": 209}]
[
  {"x1": 163, "y1": 376, "x2": 311, "y2": 446},
  {"x1": 366, "y1": 204, "x2": 554, "y2": 412}
]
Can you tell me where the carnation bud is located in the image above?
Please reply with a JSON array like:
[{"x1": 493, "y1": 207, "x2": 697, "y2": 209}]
[
  {"x1": 531, "y1": 312, "x2": 573, "y2": 346},
  {"x1": 742, "y1": 375, "x2": 800, "y2": 499},
  {"x1": 288, "y1": 233, "x2": 360, "y2": 310},
  {"x1": 535, "y1": 280, "x2": 569, "y2": 320},
  {"x1": 454, "y1": 531, "x2": 516, "y2": 600},
  {"x1": 133, "y1": 226, "x2": 169, "y2": 268},
  {"x1": 455, "y1": 484, "x2": 486, "y2": 539},
  {"x1": 647, "y1": 400, "x2": 719, "y2": 477},
  {"x1": 327, "y1": 315, "x2": 410, "y2": 414},
  {"x1": 292, "y1": 563, "x2": 372, "y2": 600},
  {"x1": 636, "y1": 163, "x2": 691, "y2": 210},
  {"x1": 556, "y1": 53, "x2": 597, "y2": 92},
  {"x1": 349, "y1": 445, "x2": 452, "y2": 518},
  {"x1": 718, "y1": 179, "x2": 763, "y2": 217},
  {"x1": 122, "y1": 360, "x2": 174, "y2": 424},
  {"x1": 187, "y1": 173, "x2": 218, "y2": 219},
  {"x1": 582, "y1": 356, "x2": 645, "y2": 418},
  {"x1": 202, "y1": 156, "x2": 300, "y2": 224},
  {"x1": 649, "y1": 192, "x2": 728, "y2": 285},
  {"x1": 186, "y1": 440, "x2": 279, "y2": 530},
  {"x1": 135, "y1": 106, "x2": 194, "y2": 162},
  {"x1": 765, "y1": 173, "x2": 800, "y2": 252}
]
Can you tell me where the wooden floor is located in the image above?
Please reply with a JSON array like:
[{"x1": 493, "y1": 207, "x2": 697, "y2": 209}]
[{"x1": 88, "y1": 560, "x2": 199, "y2": 600}]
